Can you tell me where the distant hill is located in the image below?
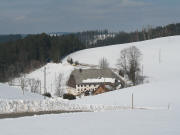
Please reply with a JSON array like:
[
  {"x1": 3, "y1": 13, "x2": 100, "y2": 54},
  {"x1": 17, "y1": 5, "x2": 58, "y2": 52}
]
[
  {"x1": 0, "y1": 33, "x2": 71, "y2": 43},
  {"x1": 0, "y1": 34, "x2": 22, "y2": 43},
  {"x1": 48, "y1": 32, "x2": 72, "y2": 37},
  {"x1": 74, "y1": 23, "x2": 180, "y2": 48},
  {"x1": 0, "y1": 33, "x2": 84, "y2": 82}
]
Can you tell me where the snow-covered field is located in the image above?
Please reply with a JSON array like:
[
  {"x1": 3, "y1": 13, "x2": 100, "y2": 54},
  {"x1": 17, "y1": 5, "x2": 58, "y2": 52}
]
[
  {"x1": 0, "y1": 110, "x2": 179, "y2": 135},
  {"x1": 1, "y1": 36, "x2": 180, "y2": 135}
]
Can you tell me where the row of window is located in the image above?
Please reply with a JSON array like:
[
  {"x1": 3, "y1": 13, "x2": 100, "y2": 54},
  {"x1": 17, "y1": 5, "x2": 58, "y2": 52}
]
[
  {"x1": 77, "y1": 84, "x2": 98, "y2": 87},
  {"x1": 77, "y1": 88, "x2": 96, "y2": 92}
]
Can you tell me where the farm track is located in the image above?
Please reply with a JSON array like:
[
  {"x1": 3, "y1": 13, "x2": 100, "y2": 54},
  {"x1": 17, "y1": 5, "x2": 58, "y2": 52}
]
[{"x1": 0, "y1": 110, "x2": 87, "y2": 119}]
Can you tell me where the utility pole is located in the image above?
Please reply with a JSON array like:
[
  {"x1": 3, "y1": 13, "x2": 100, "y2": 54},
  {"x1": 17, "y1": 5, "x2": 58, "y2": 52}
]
[
  {"x1": 39, "y1": 81, "x2": 41, "y2": 94},
  {"x1": 132, "y1": 93, "x2": 134, "y2": 109},
  {"x1": 142, "y1": 64, "x2": 144, "y2": 83},
  {"x1": 168, "y1": 103, "x2": 170, "y2": 110},
  {"x1": 51, "y1": 82, "x2": 52, "y2": 93},
  {"x1": 44, "y1": 67, "x2": 47, "y2": 94}
]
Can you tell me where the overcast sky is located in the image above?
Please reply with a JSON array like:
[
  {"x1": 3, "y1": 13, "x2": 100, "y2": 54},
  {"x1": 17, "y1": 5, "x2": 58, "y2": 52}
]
[{"x1": 0, "y1": 0, "x2": 180, "y2": 34}]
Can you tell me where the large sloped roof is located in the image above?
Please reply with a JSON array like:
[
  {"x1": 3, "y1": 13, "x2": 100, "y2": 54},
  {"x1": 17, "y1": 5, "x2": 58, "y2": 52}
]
[{"x1": 70, "y1": 68, "x2": 120, "y2": 84}]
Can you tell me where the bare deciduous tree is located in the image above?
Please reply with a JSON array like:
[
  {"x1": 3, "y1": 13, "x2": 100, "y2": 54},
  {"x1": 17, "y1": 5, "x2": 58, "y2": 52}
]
[
  {"x1": 117, "y1": 48, "x2": 129, "y2": 74},
  {"x1": 99, "y1": 57, "x2": 109, "y2": 69},
  {"x1": 28, "y1": 78, "x2": 41, "y2": 94},
  {"x1": 55, "y1": 73, "x2": 64, "y2": 97},
  {"x1": 117, "y1": 46, "x2": 142, "y2": 85},
  {"x1": 19, "y1": 75, "x2": 27, "y2": 95}
]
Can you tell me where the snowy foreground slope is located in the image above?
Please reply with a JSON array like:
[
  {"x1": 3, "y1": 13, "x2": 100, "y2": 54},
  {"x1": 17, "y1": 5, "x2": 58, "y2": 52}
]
[
  {"x1": 0, "y1": 110, "x2": 179, "y2": 135},
  {"x1": 1, "y1": 36, "x2": 180, "y2": 135}
]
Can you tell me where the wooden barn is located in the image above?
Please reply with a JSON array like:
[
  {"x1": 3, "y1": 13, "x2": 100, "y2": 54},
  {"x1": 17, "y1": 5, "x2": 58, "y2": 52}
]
[{"x1": 93, "y1": 84, "x2": 114, "y2": 95}]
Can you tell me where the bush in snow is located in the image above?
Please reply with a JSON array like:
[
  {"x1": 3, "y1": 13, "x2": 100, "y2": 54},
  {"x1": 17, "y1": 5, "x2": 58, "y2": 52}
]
[
  {"x1": 75, "y1": 61, "x2": 79, "y2": 65},
  {"x1": 67, "y1": 57, "x2": 73, "y2": 64},
  {"x1": 63, "y1": 93, "x2": 76, "y2": 100},
  {"x1": 43, "y1": 92, "x2": 52, "y2": 98}
]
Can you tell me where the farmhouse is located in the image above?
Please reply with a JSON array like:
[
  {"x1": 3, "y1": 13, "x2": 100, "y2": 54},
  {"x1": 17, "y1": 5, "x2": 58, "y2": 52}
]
[{"x1": 67, "y1": 68, "x2": 123, "y2": 96}]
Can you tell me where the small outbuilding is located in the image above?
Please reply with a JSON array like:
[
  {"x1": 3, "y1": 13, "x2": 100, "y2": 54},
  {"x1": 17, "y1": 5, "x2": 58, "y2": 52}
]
[{"x1": 93, "y1": 84, "x2": 114, "y2": 95}]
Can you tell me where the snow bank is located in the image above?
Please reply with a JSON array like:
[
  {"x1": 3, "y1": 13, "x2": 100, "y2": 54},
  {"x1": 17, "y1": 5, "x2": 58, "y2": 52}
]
[
  {"x1": 0, "y1": 98, "x2": 135, "y2": 114},
  {"x1": 0, "y1": 98, "x2": 87, "y2": 114}
]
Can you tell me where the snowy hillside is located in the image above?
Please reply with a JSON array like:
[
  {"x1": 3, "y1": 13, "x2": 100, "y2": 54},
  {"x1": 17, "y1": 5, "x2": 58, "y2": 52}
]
[
  {"x1": 66, "y1": 36, "x2": 180, "y2": 109},
  {"x1": 11, "y1": 63, "x2": 74, "y2": 96},
  {"x1": 10, "y1": 36, "x2": 180, "y2": 99},
  {"x1": 64, "y1": 36, "x2": 180, "y2": 83},
  {"x1": 0, "y1": 83, "x2": 43, "y2": 100},
  {"x1": 26, "y1": 63, "x2": 74, "y2": 95}
]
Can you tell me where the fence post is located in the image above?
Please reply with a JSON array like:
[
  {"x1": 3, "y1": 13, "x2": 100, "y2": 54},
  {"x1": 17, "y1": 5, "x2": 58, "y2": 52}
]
[{"x1": 168, "y1": 103, "x2": 170, "y2": 110}]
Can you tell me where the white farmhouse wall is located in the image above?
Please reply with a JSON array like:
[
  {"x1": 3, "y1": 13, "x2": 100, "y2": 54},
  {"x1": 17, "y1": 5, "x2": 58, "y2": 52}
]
[
  {"x1": 76, "y1": 84, "x2": 99, "y2": 93},
  {"x1": 67, "y1": 87, "x2": 79, "y2": 96}
]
